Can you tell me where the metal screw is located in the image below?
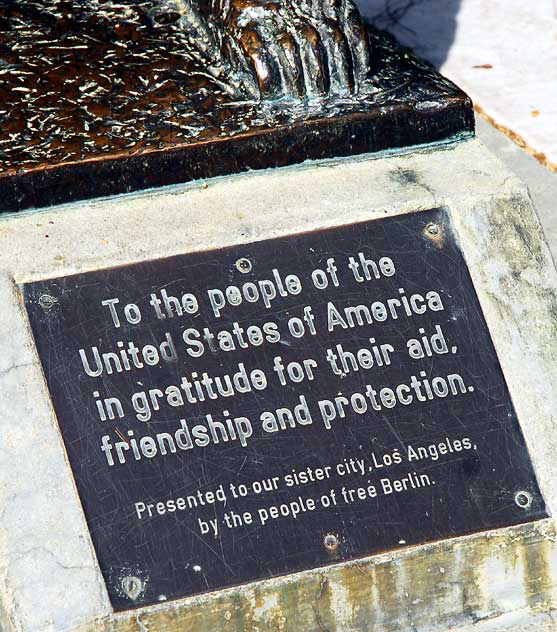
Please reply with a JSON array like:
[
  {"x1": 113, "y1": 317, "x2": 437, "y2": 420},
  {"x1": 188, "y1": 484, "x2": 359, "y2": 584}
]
[
  {"x1": 121, "y1": 575, "x2": 143, "y2": 600},
  {"x1": 515, "y1": 490, "x2": 533, "y2": 510},
  {"x1": 426, "y1": 223, "x2": 440, "y2": 237},
  {"x1": 38, "y1": 294, "x2": 57, "y2": 310},
  {"x1": 236, "y1": 257, "x2": 252, "y2": 274},
  {"x1": 323, "y1": 533, "x2": 339, "y2": 552}
]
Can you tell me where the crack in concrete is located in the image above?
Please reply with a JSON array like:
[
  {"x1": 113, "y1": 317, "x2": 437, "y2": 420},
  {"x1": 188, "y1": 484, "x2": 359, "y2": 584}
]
[
  {"x1": 313, "y1": 576, "x2": 330, "y2": 632},
  {"x1": 9, "y1": 546, "x2": 89, "y2": 573},
  {"x1": 0, "y1": 362, "x2": 34, "y2": 378}
]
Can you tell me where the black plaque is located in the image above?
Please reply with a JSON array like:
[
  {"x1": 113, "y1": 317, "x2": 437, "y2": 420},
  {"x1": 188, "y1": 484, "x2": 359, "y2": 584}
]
[{"x1": 23, "y1": 208, "x2": 545, "y2": 611}]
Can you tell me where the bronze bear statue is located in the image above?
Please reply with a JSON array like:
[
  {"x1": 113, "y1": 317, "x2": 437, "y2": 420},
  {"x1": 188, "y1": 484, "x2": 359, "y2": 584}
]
[{"x1": 148, "y1": 0, "x2": 372, "y2": 100}]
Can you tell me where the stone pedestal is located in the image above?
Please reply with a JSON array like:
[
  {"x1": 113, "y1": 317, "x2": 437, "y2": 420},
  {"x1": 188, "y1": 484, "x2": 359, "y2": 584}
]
[{"x1": 1, "y1": 137, "x2": 557, "y2": 631}]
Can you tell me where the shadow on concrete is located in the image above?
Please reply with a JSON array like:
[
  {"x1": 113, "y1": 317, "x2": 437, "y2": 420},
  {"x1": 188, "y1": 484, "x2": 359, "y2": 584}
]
[{"x1": 355, "y1": 0, "x2": 462, "y2": 69}]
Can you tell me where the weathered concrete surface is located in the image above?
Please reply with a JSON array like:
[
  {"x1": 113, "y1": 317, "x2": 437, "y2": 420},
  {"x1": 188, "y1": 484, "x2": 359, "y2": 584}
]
[
  {"x1": 2, "y1": 138, "x2": 557, "y2": 630},
  {"x1": 80, "y1": 519, "x2": 557, "y2": 632},
  {"x1": 475, "y1": 116, "x2": 557, "y2": 261},
  {"x1": 455, "y1": 609, "x2": 557, "y2": 632}
]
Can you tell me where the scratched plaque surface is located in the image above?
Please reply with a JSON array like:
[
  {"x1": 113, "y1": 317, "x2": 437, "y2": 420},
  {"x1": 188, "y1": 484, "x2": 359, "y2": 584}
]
[{"x1": 23, "y1": 208, "x2": 546, "y2": 611}]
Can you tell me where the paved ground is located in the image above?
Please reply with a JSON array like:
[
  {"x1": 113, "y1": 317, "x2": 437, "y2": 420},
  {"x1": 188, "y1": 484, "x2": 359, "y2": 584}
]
[{"x1": 357, "y1": 0, "x2": 557, "y2": 171}]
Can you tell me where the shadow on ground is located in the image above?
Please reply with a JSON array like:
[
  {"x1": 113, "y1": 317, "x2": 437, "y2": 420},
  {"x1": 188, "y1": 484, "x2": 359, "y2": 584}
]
[{"x1": 356, "y1": 0, "x2": 461, "y2": 68}]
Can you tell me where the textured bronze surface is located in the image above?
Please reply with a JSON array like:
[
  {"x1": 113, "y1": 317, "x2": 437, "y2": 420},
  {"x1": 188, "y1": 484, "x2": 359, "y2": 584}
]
[{"x1": 0, "y1": 1, "x2": 474, "y2": 212}]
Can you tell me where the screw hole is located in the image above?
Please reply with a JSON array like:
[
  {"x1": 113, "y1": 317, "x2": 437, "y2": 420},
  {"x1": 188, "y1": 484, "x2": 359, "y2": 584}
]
[
  {"x1": 323, "y1": 533, "x2": 339, "y2": 552},
  {"x1": 121, "y1": 575, "x2": 143, "y2": 600},
  {"x1": 426, "y1": 222, "x2": 440, "y2": 237},
  {"x1": 38, "y1": 294, "x2": 57, "y2": 310},
  {"x1": 515, "y1": 490, "x2": 533, "y2": 510},
  {"x1": 236, "y1": 257, "x2": 252, "y2": 274}
]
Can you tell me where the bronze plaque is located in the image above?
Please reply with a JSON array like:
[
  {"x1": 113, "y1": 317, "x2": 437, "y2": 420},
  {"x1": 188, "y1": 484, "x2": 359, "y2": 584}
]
[{"x1": 22, "y1": 208, "x2": 545, "y2": 611}]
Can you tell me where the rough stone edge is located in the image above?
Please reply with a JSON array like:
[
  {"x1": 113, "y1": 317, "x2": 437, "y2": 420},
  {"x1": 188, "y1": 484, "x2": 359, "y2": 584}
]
[
  {"x1": 475, "y1": 105, "x2": 557, "y2": 174},
  {"x1": 80, "y1": 519, "x2": 557, "y2": 632},
  {"x1": 453, "y1": 607, "x2": 557, "y2": 632}
]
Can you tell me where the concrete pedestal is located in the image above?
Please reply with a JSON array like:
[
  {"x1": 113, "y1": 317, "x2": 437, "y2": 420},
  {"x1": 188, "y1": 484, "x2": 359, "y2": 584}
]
[{"x1": 1, "y1": 138, "x2": 557, "y2": 631}]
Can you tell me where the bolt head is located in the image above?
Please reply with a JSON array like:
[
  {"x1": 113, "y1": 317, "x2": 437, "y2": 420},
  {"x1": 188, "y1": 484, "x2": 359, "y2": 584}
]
[
  {"x1": 38, "y1": 294, "x2": 57, "y2": 310},
  {"x1": 514, "y1": 490, "x2": 533, "y2": 509},
  {"x1": 323, "y1": 533, "x2": 339, "y2": 551},
  {"x1": 121, "y1": 575, "x2": 143, "y2": 600},
  {"x1": 236, "y1": 257, "x2": 252, "y2": 273},
  {"x1": 426, "y1": 223, "x2": 440, "y2": 236}
]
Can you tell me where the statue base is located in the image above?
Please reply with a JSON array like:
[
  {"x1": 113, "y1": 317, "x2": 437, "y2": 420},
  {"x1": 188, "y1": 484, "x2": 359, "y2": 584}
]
[
  {"x1": 0, "y1": 24, "x2": 473, "y2": 213},
  {"x1": 1, "y1": 138, "x2": 556, "y2": 631}
]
